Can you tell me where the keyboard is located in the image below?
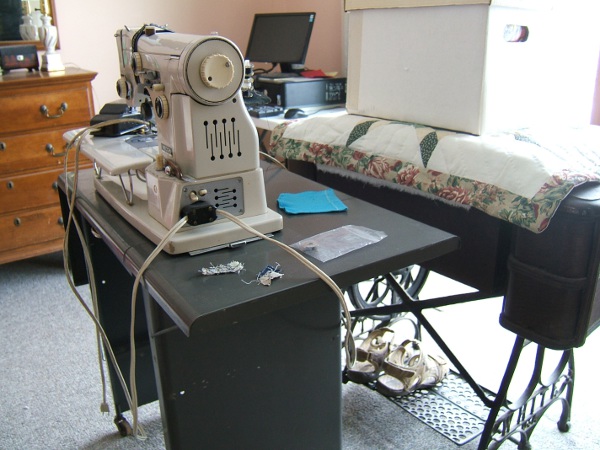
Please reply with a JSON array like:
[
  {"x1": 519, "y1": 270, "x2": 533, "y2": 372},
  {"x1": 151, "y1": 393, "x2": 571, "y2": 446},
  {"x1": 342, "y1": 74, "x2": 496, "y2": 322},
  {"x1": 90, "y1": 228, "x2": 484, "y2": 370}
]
[{"x1": 246, "y1": 104, "x2": 284, "y2": 118}]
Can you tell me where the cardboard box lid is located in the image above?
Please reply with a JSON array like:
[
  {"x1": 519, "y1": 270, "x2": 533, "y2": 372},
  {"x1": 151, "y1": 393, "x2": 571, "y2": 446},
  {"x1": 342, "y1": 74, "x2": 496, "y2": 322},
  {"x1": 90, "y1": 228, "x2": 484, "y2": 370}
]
[
  {"x1": 345, "y1": 0, "x2": 548, "y2": 10},
  {"x1": 345, "y1": 0, "x2": 489, "y2": 10}
]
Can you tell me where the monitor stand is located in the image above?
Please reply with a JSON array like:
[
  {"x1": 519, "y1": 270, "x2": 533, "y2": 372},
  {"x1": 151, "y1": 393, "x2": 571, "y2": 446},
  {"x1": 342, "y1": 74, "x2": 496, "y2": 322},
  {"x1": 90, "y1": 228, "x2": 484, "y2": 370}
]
[
  {"x1": 258, "y1": 62, "x2": 303, "y2": 79},
  {"x1": 258, "y1": 72, "x2": 301, "y2": 79}
]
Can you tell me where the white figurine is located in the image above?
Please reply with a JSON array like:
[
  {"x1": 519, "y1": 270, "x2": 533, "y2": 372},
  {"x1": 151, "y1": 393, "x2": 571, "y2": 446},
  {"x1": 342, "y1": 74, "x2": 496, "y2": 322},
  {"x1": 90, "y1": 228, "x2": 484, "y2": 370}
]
[
  {"x1": 19, "y1": 1, "x2": 39, "y2": 41},
  {"x1": 38, "y1": 0, "x2": 64, "y2": 72}
]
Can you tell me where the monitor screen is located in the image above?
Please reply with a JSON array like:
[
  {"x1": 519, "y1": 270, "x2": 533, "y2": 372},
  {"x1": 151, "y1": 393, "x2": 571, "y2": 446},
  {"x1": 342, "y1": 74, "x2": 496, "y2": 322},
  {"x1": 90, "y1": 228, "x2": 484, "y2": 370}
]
[{"x1": 245, "y1": 12, "x2": 316, "y2": 74}]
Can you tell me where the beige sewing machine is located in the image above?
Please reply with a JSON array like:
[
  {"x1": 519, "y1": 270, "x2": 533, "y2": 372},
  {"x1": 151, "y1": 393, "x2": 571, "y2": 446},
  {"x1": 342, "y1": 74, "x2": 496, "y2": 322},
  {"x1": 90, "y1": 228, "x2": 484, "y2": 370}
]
[{"x1": 79, "y1": 25, "x2": 282, "y2": 254}]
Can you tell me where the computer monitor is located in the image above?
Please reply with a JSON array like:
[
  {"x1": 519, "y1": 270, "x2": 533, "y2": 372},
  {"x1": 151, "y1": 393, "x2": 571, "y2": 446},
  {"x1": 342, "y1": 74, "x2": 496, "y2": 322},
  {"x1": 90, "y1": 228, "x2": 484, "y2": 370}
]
[{"x1": 245, "y1": 12, "x2": 316, "y2": 75}]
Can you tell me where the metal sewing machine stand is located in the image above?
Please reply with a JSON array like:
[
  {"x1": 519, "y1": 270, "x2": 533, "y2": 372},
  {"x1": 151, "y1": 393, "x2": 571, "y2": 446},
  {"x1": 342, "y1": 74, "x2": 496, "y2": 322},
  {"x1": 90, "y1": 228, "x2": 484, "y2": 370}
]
[
  {"x1": 346, "y1": 273, "x2": 575, "y2": 449},
  {"x1": 482, "y1": 337, "x2": 573, "y2": 450}
]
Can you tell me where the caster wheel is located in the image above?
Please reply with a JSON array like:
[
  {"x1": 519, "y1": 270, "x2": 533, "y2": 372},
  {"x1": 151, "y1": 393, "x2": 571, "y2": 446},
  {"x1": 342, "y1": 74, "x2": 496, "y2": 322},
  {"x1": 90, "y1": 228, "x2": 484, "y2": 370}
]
[{"x1": 114, "y1": 414, "x2": 133, "y2": 437}]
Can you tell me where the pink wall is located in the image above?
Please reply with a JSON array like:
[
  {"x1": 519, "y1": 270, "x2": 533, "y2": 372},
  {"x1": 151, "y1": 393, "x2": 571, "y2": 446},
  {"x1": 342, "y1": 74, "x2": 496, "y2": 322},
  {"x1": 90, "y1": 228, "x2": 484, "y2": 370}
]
[
  {"x1": 52, "y1": 0, "x2": 600, "y2": 122},
  {"x1": 54, "y1": 0, "x2": 344, "y2": 111},
  {"x1": 593, "y1": 54, "x2": 600, "y2": 125}
]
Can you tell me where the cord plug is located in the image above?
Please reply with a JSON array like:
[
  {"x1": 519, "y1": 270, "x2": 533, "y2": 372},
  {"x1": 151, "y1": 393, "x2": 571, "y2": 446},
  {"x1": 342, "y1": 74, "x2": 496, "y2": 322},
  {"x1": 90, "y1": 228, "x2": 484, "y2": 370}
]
[{"x1": 181, "y1": 201, "x2": 217, "y2": 226}]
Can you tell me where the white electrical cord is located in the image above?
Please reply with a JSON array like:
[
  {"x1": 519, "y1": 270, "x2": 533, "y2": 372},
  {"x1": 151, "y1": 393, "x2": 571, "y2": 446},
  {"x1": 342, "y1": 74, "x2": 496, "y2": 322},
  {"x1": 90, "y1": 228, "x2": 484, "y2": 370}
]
[
  {"x1": 62, "y1": 119, "x2": 356, "y2": 442},
  {"x1": 127, "y1": 215, "x2": 188, "y2": 437},
  {"x1": 62, "y1": 118, "x2": 153, "y2": 439},
  {"x1": 217, "y1": 209, "x2": 357, "y2": 368},
  {"x1": 259, "y1": 151, "x2": 287, "y2": 170}
]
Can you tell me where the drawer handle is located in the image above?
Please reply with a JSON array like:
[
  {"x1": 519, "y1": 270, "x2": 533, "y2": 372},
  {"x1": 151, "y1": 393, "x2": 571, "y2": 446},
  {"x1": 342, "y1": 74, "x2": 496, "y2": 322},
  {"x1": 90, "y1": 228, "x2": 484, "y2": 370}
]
[
  {"x1": 0, "y1": 141, "x2": 5, "y2": 151},
  {"x1": 40, "y1": 102, "x2": 68, "y2": 119},
  {"x1": 46, "y1": 143, "x2": 67, "y2": 157},
  {"x1": 7, "y1": 180, "x2": 14, "y2": 190},
  {"x1": 52, "y1": 181, "x2": 58, "y2": 191},
  {"x1": 14, "y1": 218, "x2": 21, "y2": 227}
]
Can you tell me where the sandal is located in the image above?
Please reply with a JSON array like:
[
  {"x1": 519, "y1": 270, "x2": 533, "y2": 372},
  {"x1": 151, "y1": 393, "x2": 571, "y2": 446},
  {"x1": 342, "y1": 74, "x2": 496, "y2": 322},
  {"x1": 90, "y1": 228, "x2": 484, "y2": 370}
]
[
  {"x1": 412, "y1": 352, "x2": 449, "y2": 391},
  {"x1": 375, "y1": 339, "x2": 421, "y2": 396},
  {"x1": 346, "y1": 327, "x2": 395, "y2": 384},
  {"x1": 376, "y1": 339, "x2": 448, "y2": 397}
]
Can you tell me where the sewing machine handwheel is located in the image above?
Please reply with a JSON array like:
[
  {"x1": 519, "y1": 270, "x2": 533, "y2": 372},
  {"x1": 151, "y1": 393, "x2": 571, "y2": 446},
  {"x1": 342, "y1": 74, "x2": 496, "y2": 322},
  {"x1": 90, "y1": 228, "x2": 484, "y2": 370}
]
[
  {"x1": 346, "y1": 266, "x2": 428, "y2": 339},
  {"x1": 347, "y1": 265, "x2": 428, "y2": 310},
  {"x1": 347, "y1": 274, "x2": 400, "y2": 318}
]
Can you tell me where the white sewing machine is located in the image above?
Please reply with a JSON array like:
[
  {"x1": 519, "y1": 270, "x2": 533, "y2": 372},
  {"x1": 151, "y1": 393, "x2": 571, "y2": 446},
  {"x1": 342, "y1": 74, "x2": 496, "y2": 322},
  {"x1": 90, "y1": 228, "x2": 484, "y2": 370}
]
[{"x1": 79, "y1": 25, "x2": 282, "y2": 254}]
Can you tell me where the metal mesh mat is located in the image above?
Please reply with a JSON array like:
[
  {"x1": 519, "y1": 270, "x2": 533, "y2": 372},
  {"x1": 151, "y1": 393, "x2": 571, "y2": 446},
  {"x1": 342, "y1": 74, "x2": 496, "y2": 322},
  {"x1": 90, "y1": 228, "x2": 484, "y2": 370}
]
[{"x1": 367, "y1": 371, "x2": 500, "y2": 446}]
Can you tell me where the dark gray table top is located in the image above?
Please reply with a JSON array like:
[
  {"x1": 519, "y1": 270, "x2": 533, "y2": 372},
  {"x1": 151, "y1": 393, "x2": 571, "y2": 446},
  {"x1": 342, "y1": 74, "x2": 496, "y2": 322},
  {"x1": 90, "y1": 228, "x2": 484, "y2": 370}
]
[{"x1": 62, "y1": 163, "x2": 458, "y2": 335}]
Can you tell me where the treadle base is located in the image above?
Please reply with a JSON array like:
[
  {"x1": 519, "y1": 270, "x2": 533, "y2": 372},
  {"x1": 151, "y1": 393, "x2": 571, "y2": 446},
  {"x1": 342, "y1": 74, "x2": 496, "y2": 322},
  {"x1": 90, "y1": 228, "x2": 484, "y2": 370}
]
[{"x1": 367, "y1": 371, "x2": 502, "y2": 446}]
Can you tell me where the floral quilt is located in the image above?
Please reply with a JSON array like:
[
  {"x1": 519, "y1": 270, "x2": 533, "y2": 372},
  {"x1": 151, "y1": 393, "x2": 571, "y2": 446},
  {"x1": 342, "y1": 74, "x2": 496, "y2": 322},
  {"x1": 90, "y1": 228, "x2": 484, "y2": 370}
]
[{"x1": 268, "y1": 114, "x2": 600, "y2": 233}]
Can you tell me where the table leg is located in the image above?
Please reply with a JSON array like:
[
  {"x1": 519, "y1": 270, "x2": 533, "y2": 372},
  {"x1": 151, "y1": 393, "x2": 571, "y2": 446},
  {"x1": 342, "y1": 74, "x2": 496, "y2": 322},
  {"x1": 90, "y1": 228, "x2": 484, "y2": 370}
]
[
  {"x1": 353, "y1": 273, "x2": 576, "y2": 449},
  {"x1": 480, "y1": 339, "x2": 574, "y2": 450},
  {"x1": 76, "y1": 214, "x2": 159, "y2": 433},
  {"x1": 144, "y1": 290, "x2": 342, "y2": 450}
]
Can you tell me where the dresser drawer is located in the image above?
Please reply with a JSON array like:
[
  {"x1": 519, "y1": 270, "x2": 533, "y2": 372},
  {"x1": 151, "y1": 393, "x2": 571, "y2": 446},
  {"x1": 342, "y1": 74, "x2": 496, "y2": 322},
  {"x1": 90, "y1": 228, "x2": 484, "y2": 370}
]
[
  {"x1": 0, "y1": 169, "x2": 62, "y2": 214},
  {"x1": 0, "y1": 128, "x2": 74, "y2": 173},
  {"x1": 0, "y1": 205, "x2": 64, "y2": 253},
  {"x1": 0, "y1": 85, "x2": 93, "y2": 134}
]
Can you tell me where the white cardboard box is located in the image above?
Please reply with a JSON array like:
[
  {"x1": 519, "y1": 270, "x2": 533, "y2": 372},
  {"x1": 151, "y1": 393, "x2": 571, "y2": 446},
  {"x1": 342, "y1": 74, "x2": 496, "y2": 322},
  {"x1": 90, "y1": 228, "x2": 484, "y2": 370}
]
[{"x1": 346, "y1": 0, "x2": 600, "y2": 134}]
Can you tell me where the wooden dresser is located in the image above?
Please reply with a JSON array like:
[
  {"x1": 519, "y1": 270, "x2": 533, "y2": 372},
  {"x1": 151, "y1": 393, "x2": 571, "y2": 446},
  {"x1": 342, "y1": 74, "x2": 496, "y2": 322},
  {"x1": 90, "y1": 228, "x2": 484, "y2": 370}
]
[{"x1": 0, "y1": 68, "x2": 97, "y2": 265}]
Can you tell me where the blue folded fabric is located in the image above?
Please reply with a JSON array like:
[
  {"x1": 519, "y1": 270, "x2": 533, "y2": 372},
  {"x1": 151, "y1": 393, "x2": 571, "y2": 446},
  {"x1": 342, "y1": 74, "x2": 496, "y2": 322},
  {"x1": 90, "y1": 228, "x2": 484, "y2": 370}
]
[{"x1": 278, "y1": 189, "x2": 348, "y2": 214}]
